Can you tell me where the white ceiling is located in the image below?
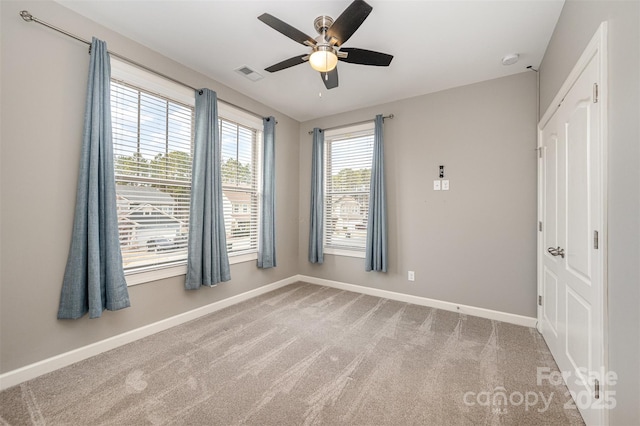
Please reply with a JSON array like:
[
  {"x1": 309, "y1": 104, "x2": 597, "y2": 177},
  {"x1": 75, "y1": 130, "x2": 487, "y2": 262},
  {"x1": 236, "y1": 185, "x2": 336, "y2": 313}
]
[{"x1": 55, "y1": 0, "x2": 564, "y2": 122}]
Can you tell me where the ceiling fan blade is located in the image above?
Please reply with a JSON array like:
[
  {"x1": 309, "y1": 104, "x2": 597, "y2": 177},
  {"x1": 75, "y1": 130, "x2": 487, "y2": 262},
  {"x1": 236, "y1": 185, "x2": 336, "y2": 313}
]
[
  {"x1": 326, "y1": 0, "x2": 373, "y2": 47},
  {"x1": 258, "y1": 13, "x2": 316, "y2": 46},
  {"x1": 321, "y1": 68, "x2": 339, "y2": 90},
  {"x1": 339, "y1": 48, "x2": 393, "y2": 66},
  {"x1": 265, "y1": 55, "x2": 308, "y2": 73}
]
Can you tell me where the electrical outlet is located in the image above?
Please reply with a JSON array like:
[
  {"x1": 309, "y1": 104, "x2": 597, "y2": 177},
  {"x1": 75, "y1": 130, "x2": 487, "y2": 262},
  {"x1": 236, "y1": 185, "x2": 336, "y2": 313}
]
[
  {"x1": 408, "y1": 271, "x2": 415, "y2": 281},
  {"x1": 433, "y1": 180, "x2": 441, "y2": 191}
]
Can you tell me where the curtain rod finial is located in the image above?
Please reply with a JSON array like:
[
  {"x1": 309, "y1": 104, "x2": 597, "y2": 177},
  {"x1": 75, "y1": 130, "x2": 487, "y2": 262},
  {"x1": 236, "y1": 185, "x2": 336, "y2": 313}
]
[{"x1": 20, "y1": 10, "x2": 34, "y2": 22}]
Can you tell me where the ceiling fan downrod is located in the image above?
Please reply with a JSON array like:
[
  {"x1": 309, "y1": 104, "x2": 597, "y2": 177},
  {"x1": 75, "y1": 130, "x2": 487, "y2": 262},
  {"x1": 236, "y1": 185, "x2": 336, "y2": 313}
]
[{"x1": 314, "y1": 15, "x2": 334, "y2": 35}]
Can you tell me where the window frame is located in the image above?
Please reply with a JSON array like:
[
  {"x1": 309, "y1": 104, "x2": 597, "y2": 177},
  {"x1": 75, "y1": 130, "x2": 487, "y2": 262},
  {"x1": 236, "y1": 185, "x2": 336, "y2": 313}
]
[
  {"x1": 111, "y1": 59, "x2": 263, "y2": 286},
  {"x1": 218, "y1": 107, "x2": 263, "y2": 260},
  {"x1": 323, "y1": 122, "x2": 375, "y2": 258}
]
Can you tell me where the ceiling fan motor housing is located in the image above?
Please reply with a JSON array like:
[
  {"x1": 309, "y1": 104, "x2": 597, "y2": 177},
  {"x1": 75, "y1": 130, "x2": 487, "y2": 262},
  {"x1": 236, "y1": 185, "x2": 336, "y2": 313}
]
[{"x1": 312, "y1": 15, "x2": 338, "y2": 59}]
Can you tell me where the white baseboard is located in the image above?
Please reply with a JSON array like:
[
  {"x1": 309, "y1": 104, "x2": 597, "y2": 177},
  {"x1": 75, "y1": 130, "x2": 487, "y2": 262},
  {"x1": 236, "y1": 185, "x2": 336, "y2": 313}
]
[
  {"x1": 298, "y1": 275, "x2": 537, "y2": 328},
  {"x1": 0, "y1": 276, "x2": 298, "y2": 391},
  {"x1": 0, "y1": 274, "x2": 536, "y2": 391}
]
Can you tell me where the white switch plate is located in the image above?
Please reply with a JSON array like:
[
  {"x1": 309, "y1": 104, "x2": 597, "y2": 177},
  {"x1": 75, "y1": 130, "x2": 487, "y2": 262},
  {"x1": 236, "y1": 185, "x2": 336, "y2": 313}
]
[
  {"x1": 442, "y1": 180, "x2": 450, "y2": 190},
  {"x1": 433, "y1": 180, "x2": 441, "y2": 191},
  {"x1": 408, "y1": 271, "x2": 415, "y2": 281}
]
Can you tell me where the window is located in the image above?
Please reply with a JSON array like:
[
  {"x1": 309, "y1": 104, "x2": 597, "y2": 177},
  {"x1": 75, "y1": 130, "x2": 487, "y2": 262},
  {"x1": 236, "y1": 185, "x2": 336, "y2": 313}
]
[
  {"x1": 219, "y1": 114, "x2": 262, "y2": 256},
  {"x1": 324, "y1": 122, "x2": 374, "y2": 255},
  {"x1": 111, "y1": 79, "x2": 194, "y2": 275},
  {"x1": 110, "y1": 59, "x2": 263, "y2": 284}
]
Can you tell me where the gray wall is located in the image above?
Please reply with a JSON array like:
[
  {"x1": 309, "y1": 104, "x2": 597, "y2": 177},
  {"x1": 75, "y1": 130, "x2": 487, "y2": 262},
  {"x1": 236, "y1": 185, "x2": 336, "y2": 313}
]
[
  {"x1": 539, "y1": 1, "x2": 640, "y2": 424},
  {"x1": 298, "y1": 72, "x2": 538, "y2": 318},
  {"x1": 0, "y1": 0, "x2": 300, "y2": 374}
]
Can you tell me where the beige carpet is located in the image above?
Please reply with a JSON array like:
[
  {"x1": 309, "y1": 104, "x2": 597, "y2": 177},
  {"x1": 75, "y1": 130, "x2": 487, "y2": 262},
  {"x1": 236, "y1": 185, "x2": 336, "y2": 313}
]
[{"x1": 0, "y1": 282, "x2": 584, "y2": 425}]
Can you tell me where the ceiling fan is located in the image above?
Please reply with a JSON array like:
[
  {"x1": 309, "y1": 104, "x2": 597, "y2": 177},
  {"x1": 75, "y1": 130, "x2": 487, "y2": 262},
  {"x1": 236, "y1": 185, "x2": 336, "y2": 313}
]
[{"x1": 258, "y1": 0, "x2": 393, "y2": 90}]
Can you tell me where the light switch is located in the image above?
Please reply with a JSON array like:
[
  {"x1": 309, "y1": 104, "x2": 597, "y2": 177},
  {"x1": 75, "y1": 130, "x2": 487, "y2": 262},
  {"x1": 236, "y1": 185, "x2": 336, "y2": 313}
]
[
  {"x1": 442, "y1": 180, "x2": 450, "y2": 190},
  {"x1": 433, "y1": 180, "x2": 441, "y2": 191}
]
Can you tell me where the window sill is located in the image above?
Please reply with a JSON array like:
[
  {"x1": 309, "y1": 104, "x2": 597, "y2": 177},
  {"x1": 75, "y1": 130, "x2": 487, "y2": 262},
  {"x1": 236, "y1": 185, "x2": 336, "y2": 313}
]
[
  {"x1": 126, "y1": 264, "x2": 187, "y2": 286},
  {"x1": 229, "y1": 252, "x2": 258, "y2": 265},
  {"x1": 125, "y1": 252, "x2": 258, "y2": 286},
  {"x1": 324, "y1": 247, "x2": 366, "y2": 259}
]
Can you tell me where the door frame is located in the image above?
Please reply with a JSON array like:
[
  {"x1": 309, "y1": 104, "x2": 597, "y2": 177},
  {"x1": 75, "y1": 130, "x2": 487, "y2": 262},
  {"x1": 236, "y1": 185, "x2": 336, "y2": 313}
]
[{"x1": 536, "y1": 22, "x2": 609, "y2": 425}]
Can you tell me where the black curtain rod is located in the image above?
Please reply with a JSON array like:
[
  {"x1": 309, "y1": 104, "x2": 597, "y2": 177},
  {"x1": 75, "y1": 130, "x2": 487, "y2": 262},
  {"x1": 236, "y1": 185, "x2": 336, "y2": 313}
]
[
  {"x1": 307, "y1": 114, "x2": 394, "y2": 135},
  {"x1": 19, "y1": 10, "x2": 275, "y2": 124}
]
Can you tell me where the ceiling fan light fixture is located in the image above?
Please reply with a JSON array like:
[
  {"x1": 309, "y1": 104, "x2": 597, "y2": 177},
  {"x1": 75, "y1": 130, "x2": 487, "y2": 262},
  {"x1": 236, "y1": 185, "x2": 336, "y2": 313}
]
[{"x1": 309, "y1": 46, "x2": 338, "y2": 72}]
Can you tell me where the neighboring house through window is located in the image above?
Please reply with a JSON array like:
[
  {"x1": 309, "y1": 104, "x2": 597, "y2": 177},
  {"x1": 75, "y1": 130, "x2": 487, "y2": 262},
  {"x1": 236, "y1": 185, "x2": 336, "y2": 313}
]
[{"x1": 324, "y1": 122, "x2": 374, "y2": 257}]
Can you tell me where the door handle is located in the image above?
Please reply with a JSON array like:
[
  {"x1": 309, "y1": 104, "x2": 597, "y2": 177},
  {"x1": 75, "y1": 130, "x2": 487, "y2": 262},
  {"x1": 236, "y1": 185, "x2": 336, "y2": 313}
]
[{"x1": 547, "y1": 247, "x2": 565, "y2": 258}]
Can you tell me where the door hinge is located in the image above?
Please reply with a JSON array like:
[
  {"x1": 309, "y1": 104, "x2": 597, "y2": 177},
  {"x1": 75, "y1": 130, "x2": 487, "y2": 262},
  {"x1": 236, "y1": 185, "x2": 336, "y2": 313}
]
[
  {"x1": 594, "y1": 379, "x2": 600, "y2": 399},
  {"x1": 538, "y1": 147, "x2": 543, "y2": 158},
  {"x1": 538, "y1": 295, "x2": 542, "y2": 306},
  {"x1": 593, "y1": 83, "x2": 599, "y2": 103},
  {"x1": 539, "y1": 221, "x2": 543, "y2": 232},
  {"x1": 594, "y1": 230, "x2": 599, "y2": 249}
]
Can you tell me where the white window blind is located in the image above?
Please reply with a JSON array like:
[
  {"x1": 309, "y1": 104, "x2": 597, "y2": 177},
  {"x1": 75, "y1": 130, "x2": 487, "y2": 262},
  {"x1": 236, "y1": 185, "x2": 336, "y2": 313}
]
[
  {"x1": 111, "y1": 80, "x2": 194, "y2": 273},
  {"x1": 220, "y1": 118, "x2": 261, "y2": 255},
  {"x1": 324, "y1": 123, "x2": 374, "y2": 251}
]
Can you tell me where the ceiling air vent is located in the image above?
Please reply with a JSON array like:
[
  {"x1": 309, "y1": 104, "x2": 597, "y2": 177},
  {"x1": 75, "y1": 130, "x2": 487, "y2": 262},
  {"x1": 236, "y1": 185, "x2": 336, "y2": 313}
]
[{"x1": 234, "y1": 66, "x2": 264, "y2": 82}]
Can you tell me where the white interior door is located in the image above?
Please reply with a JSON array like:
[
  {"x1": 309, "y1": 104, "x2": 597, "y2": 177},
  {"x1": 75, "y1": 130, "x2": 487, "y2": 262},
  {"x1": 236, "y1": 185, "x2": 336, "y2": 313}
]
[{"x1": 538, "y1": 25, "x2": 607, "y2": 426}]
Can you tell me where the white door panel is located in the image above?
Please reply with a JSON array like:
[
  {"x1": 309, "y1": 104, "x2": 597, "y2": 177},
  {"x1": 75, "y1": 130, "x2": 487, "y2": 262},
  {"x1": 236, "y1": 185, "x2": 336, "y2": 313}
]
[
  {"x1": 566, "y1": 286, "x2": 592, "y2": 378},
  {"x1": 566, "y1": 103, "x2": 592, "y2": 281},
  {"x1": 544, "y1": 131, "x2": 559, "y2": 252},
  {"x1": 543, "y1": 267, "x2": 559, "y2": 336}
]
